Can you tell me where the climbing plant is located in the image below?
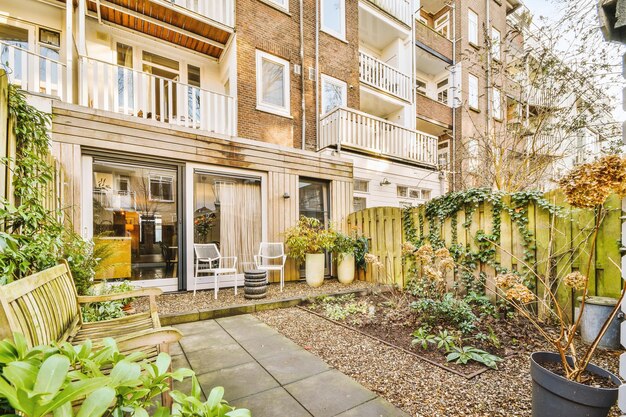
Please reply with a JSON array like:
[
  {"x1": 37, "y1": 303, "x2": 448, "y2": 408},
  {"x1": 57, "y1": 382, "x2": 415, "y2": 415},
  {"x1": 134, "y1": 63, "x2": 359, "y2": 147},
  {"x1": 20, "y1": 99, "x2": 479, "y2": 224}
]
[
  {"x1": 0, "y1": 85, "x2": 100, "y2": 292},
  {"x1": 403, "y1": 188, "x2": 562, "y2": 295}
]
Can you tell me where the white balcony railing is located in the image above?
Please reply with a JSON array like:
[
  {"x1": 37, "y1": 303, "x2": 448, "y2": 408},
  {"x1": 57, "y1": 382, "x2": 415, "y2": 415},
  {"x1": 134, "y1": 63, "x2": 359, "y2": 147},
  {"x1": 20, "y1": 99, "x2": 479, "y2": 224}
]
[
  {"x1": 367, "y1": 0, "x2": 412, "y2": 26},
  {"x1": 80, "y1": 56, "x2": 236, "y2": 137},
  {"x1": 172, "y1": 0, "x2": 234, "y2": 27},
  {"x1": 359, "y1": 52, "x2": 412, "y2": 102},
  {"x1": 0, "y1": 41, "x2": 66, "y2": 100},
  {"x1": 94, "y1": 189, "x2": 137, "y2": 211},
  {"x1": 319, "y1": 107, "x2": 438, "y2": 166}
]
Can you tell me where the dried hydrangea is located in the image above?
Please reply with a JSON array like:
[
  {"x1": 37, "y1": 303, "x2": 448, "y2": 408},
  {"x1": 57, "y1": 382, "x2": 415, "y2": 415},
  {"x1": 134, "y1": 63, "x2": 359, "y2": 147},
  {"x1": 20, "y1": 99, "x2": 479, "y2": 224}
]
[
  {"x1": 435, "y1": 247, "x2": 451, "y2": 258},
  {"x1": 439, "y1": 256, "x2": 455, "y2": 270},
  {"x1": 415, "y1": 244, "x2": 434, "y2": 263},
  {"x1": 559, "y1": 155, "x2": 626, "y2": 208},
  {"x1": 505, "y1": 283, "x2": 535, "y2": 304},
  {"x1": 402, "y1": 241, "x2": 417, "y2": 255},
  {"x1": 424, "y1": 265, "x2": 443, "y2": 282},
  {"x1": 563, "y1": 271, "x2": 587, "y2": 291},
  {"x1": 495, "y1": 273, "x2": 519, "y2": 289},
  {"x1": 364, "y1": 253, "x2": 378, "y2": 264}
]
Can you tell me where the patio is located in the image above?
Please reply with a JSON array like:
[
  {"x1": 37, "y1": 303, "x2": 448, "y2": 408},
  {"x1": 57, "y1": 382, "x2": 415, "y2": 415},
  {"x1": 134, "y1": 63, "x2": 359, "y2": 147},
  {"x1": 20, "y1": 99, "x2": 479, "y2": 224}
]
[{"x1": 169, "y1": 315, "x2": 410, "y2": 417}]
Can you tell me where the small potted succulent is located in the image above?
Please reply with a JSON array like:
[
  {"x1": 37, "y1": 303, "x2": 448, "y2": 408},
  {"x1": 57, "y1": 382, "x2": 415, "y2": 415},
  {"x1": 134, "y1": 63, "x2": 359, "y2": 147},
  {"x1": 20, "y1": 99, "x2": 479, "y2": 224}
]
[
  {"x1": 495, "y1": 155, "x2": 626, "y2": 417},
  {"x1": 284, "y1": 216, "x2": 335, "y2": 287}
]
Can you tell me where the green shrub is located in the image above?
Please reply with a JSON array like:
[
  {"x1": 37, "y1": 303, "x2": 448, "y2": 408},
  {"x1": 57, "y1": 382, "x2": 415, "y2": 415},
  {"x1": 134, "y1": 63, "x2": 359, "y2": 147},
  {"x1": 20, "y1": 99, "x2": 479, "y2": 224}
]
[
  {"x1": 410, "y1": 293, "x2": 478, "y2": 333},
  {"x1": 284, "y1": 216, "x2": 335, "y2": 264},
  {"x1": 81, "y1": 281, "x2": 137, "y2": 323},
  {"x1": 446, "y1": 345, "x2": 502, "y2": 369}
]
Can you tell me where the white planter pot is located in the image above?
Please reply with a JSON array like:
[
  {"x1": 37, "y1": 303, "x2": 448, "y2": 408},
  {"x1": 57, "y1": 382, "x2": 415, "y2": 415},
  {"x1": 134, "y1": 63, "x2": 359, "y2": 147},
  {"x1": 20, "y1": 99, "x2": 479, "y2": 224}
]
[
  {"x1": 305, "y1": 253, "x2": 325, "y2": 288},
  {"x1": 337, "y1": 253, "x2": 355, "y2": 284}
]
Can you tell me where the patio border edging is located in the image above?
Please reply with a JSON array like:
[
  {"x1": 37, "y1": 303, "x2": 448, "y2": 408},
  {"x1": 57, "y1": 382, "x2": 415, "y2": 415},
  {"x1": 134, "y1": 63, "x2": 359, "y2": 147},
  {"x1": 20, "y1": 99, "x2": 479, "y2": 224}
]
[{"x1": 160, "y1": 287, "x2": 374, "y2": 326}]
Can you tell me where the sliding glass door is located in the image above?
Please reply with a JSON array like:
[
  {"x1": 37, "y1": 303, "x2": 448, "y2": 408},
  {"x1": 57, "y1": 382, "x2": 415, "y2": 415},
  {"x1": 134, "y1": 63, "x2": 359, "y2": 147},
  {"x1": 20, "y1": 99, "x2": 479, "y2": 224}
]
[{"x1": 298, "y1": 178, "x2": 331, "y2": 276}]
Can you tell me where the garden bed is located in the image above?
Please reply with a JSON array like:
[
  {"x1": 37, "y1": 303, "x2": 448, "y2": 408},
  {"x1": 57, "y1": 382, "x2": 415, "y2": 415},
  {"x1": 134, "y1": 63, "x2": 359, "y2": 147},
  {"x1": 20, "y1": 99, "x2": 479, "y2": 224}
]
[
  {"x1": 256, "y1": 306, "x2": 622, "y2": 417},
  {"x1": 133, "y1": 279, "x2": 375, "y2": 315}
]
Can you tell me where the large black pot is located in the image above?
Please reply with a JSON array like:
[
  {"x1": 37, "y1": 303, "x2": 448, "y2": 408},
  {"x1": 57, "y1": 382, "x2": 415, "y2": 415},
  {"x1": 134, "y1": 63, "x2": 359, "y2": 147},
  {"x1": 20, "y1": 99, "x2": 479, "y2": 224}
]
[{"x1": 530, "y1": 352, "x2": 620, "y2": 417}]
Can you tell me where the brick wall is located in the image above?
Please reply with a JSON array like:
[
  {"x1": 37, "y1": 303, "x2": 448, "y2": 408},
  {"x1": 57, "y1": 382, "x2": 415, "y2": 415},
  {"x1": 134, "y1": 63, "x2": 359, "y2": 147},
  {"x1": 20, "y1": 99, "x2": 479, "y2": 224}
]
[
  {"x1": 236, "y1": 0, "x2": 359, "y2": 152},
  {"x1": 415, "y1": 22, "x2": 453, "y2": 61},
  {"x1": 416, "y1": 93, "x2": 452, "y2": 127}
]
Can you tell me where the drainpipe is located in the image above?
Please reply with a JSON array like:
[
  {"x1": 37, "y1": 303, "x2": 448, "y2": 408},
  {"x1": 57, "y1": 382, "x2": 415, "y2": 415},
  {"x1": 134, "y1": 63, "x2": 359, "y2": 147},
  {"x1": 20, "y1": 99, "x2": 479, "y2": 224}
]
[
  {"x1": 451, "y1": 0, "x2": 457, "y2": 191},
  {"x1": 300, "y1": 0, "x2": 306, "y2": 150},
  {"x1": 485, "y1": 0, "x2": 492, "y2": 155},
  {"x1": 65, "y1": 0, "x2": 73, "y2": 103},
  {"x1": 315, "y1": 0, "x2": 320, "y2": 152}
]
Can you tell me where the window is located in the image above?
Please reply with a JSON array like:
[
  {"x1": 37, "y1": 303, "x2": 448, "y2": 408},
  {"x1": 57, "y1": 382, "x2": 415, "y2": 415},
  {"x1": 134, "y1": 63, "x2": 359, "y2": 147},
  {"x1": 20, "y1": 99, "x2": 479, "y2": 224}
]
[
  {"x1": 468, "y1": 74, "x2": 479, "y2": 110},
  {"x1": 0, "y1": 23, "x2": 29, "y2": 86},
  {"x1": 417, "y1": 13, "x2": 428, "y2": 25},
  {"x1": 38, "y1": 28, "x2": 60, "y2": 93},
  {"x1": 491, "y1": 27, "x2": 501, "y2": 60},
  {"x1": 416, "y1": 79, "x2": 427, "y2": 96},
  {"x1": 437, "y1": 78, "x2": 449, "y2": 105},
  {"x1": 149, "y1": 175, "x2": 175, "y2": 202},
  {"x1": 397, "y1": 186, "x2": 431, "y2": 201},
  {"x1": 353, "y1": 179, "x2": 369, "y2": 193},
  {"x1": 321, "y1": 0, "x2": 345, "y2": 40},
  {"x1": 493, "y1": 87, "x2": 502, "y2": 120},
  {"x1": 353, "y1": 197, "x2": 367, "y2": 212},
  {"x1": 321, "y1": 74, "x2": 347, "y2": 115},
  {"x1": 422, "y1": 190, "x2": 432, "y2": 200},
  {"x1": 256, "y1": 50, "x2": 290, "y2": 117},
  {"x1": 468, "y1": 10, "x2": 479, "y2": 45},
  {"x1": 397, "y1": 186, "x2": 408, "y2": 198},
  {"x1": 438, "y1": 141, "x2": 450, "y2": 170},
  {"x1": 434, "y1": 12, "x2": 450, "y2": 39},
  {"x1": 266, "y1": 0, "x2": 288, "y2": 11}
]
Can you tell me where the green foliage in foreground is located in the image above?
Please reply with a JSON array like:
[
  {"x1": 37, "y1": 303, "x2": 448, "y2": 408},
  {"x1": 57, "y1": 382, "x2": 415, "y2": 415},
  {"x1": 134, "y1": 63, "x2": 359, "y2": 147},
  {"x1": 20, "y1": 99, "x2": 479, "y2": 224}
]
[{"x1": 0, "y1": 334, "x2": 250, "y2": 417}]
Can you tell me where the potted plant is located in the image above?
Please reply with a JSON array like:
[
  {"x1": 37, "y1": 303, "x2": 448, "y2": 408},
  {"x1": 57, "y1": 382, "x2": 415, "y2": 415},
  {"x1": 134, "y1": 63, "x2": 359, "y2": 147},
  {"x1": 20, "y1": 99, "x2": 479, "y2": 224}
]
[
  {"x1": 284, "y1": 216, "x2": 335, "y2": 287},
  {"x1": 333, "y1": 232, "x2": 356, "y2": 284},
  {"x1": 494, "y1": 155, "x2": 626, "y2": 417}
]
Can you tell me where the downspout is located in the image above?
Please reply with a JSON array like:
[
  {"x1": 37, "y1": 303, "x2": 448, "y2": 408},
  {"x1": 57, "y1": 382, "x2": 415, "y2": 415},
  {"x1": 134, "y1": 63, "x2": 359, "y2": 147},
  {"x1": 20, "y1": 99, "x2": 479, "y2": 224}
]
[
  {"x1": 300, "y1": 0, "x2": 306, "y2": 150},
  {"x1": 315, "y1": 0, "x2": 320, "y2": 152},
  {"x1": 451, "y1": 0, "x2": 457, "y2": 191},
  {"x1": 65, "y1": 0, "x2": 73, "y2": 103},
  {"x1": 485, "y1": 0, "x2": 492, "y2": 154}
]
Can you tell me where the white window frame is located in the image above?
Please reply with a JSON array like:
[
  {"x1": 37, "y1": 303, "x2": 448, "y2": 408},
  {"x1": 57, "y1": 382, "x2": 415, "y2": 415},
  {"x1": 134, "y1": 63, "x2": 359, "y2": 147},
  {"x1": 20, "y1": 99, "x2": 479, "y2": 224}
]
[
  {"x1": 263, "y1": 0, "x2": 288, "y2": 12},
  {"x1": 493, "y1": 87, "x2": 502, "y2": 120},
  {"x1": 434, "y1": 12, "x2": 450, "y2": 39},
  {"x1": 468, "y1": 10, "x2": 479, "y2": 45},
  {"x1": 417, "y1": 13, "x2": 428, "y2": 25},
  {"x1": 436, "y1": 77, "x2": 449, "y2": 105},
  {"x1": 353, "y1": 178, "x2": 369, "y2": 193},
  {"x1": 256, "y1": 50, "x2": 291, "y2": 117},
  {"x1": 321, "y1": 74, "x2": 347, "y2": 115},
  {"x1": 148, "y1": 174, "x2": 175, "y2": 202},
  {"x1": 468, "y1": 74, "x2": 479, "y2": 110},
  {"x1": 416, "y1": 78, "x2": 427, "y2": 96},
  {"x1": 353, "y1": 196, "x2": 367, "y2": 212},
  {"x1": 321, "y1": 0, "x2": 346, "y2": 40},
  {"x1": 491, "y1": 27, "x2": 501, "y2": 60}
]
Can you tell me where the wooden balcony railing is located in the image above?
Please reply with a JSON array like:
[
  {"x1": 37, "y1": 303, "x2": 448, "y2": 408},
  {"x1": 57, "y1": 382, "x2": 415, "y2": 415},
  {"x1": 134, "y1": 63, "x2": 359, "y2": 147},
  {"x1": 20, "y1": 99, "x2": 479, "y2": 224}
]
[
  {"x1": 0, "y1": 41, "x2": 66, "y2": 100},
  {"x1": 367, "y1": 0, "x2": 412, "y2": 26},
  {"x1": 359, "y1": 51, "x2": 412, "y2": 102},
  {"x1": 319, "y1": 107, "x2": 438, "y2": 167},
  {"x1": 79, "y1": 56, "x2": 236, "y2": 137}
]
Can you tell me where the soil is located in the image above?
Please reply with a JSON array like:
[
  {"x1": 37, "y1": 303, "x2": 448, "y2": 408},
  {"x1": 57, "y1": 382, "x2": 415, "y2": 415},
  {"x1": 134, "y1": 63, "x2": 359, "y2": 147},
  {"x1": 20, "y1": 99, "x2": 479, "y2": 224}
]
[
  {"x1": 540, "y1": 360, "x2": 620, "y2": 389},
  {"x1": 302, "y1": 291, "x2": 544, "y2": 376}
]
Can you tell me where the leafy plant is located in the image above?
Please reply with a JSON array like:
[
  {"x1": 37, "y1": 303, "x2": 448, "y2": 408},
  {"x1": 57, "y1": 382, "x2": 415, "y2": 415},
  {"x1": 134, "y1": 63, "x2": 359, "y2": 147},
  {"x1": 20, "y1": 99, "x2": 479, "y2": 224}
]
[
  {"x1": 446, "y1": 345, "x2": 502, "y2": 369},
  {"x1": 324, "y1": 301, "x2": 370, "y2": 321},
  {"x1": 81, "y1": 281, "x2": 137, "y2": 323},
  {"x1": 411, "y1": 293, "x2": 477, "y2": 334},
  {"x1": 464, "y1": 291, "x2": 497, "y2": 318},
  {"x1": 284, "y1": 216, "x2": 335, "y2": 264},
  {"x1": 168, "y1": 380, "x2": 251, "y2": 417},
  {"x1": 333, "y1": 232, "x2": 357, "y2": 262},
  {"x1": 432, "y1": 330, "x2": 458, "y2": 352},
  {"x1": 411, "y1": 327, "x2": 435, "y2": 350}
]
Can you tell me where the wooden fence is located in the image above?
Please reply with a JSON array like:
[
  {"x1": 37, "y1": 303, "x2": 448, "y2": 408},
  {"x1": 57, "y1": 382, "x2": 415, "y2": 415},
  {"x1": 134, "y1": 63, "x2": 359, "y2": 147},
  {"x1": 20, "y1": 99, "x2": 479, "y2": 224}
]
[{"x1": 348, "y1": 190, "x2": 624, "y2": 316}]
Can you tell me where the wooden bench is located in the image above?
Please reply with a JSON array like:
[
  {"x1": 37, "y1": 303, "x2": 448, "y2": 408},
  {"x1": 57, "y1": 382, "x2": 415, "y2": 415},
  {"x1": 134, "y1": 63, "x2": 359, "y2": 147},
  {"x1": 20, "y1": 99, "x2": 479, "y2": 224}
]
[{"x1": 0, "y1": 260, "x2": 181, "y2": 356}]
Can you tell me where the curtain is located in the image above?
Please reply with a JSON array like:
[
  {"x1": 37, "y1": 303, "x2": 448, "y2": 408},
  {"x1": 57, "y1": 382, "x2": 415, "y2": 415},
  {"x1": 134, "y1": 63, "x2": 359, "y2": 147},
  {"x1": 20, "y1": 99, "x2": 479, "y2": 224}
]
[{"x1": 217, "y1": 181, "x2": 261, "y2": 273}]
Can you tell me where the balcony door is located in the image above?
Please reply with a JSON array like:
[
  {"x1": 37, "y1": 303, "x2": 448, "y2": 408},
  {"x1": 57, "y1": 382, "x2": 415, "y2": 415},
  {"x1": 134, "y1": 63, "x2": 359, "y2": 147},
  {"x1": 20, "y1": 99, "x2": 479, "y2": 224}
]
[{"x1": 298, "y1": 178, "x2": 331, "y2": 277}]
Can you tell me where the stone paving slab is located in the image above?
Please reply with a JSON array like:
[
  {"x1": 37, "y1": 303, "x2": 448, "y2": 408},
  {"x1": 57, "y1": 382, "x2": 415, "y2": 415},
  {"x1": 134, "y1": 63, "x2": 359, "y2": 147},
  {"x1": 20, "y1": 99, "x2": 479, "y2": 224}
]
[{"x1": 173, "y1": 314, "x2": 408, "y2": 417}]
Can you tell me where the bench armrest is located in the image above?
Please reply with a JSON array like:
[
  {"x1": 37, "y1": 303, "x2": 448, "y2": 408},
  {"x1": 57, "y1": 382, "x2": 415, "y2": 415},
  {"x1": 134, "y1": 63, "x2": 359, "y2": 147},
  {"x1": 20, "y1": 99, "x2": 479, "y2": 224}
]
[
  {"x1": 114, "y1": 327, "x2": 182, "y2": 351},
  {"x1": 77, "y1": 288, "x2": 163, "y2": 303}
]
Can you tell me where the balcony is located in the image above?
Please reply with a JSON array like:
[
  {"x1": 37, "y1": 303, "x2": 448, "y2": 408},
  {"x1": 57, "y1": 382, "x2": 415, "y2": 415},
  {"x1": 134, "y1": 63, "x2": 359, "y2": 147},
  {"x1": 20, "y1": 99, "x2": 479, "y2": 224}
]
[
  {"x1": 416, "y1": 93, "x2": 452, "y2": 127},
  {"x1": 366, "y1": 0, "x2": 412, "y2": 26},
  {"x1": 1, "y1": 41, "x2": 66, "y2": 100},
  {"x1": 415, "y1": 21, "x2": 453, "y2": 61},
  {"x1": 359, "y1": 52, "x2": 412, "y2": 102},
  {"x1": 80, "y1": 57, "x2": 236, "y2": 137},
  {"x1": 319, "y1": 107, "x2": 438, "y2": 167}
]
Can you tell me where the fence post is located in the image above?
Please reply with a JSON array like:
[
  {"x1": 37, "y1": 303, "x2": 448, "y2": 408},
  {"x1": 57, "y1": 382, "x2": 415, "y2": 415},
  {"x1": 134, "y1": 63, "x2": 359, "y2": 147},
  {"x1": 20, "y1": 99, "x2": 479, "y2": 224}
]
[{"x1": 619, "y1": 197, "x2": 626, "y2": 413}]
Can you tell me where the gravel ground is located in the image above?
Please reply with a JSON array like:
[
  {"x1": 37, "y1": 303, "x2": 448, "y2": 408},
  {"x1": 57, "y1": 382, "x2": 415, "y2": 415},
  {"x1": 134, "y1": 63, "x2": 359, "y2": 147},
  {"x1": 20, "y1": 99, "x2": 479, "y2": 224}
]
[
  {"x1": 133, "y1": 280, "x2": 375, "y2": 314},
  {"x1": 256, "y1": 307, "x2": 622, "y2": 417}
]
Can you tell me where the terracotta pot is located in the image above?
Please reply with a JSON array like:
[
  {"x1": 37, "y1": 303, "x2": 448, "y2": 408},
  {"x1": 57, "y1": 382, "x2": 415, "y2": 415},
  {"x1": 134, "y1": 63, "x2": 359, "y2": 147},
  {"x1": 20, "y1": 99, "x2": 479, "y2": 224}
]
[
  {"x1": 337, "y1": 253, "x2": 355, "y2": 284},
  {"x1": 305, "y1": 253, "x2": 325, "y2": 287}
]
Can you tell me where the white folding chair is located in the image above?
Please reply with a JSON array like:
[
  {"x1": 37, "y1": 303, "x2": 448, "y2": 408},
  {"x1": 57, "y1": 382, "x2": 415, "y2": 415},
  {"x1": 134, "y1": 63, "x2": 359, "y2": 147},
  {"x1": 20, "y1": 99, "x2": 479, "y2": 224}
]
[
  {"x1": 254, "y1": 242, "x2": 287, "y2": 292},
  {"x1": 193, "y1": 243, "x2": 238, "y2": 299}
]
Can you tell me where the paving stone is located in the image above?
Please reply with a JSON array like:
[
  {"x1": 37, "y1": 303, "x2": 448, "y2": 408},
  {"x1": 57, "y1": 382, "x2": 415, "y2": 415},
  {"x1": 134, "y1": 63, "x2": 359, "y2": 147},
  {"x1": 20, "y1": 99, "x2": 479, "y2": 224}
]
[
  {"x1": 197, "y1": 362, "x2": 279, "y2": 402},
  {"x1": 284, "y1": 370, "x2": 377, "y2": 417},
  {"x1": 185, "y1": 343, "x2": 254, "y2": 375},
  {"x1": 256, "y1": 348, "x2": 329, "y2": 385},
  {"x1": 335, "y1": 398, "x2": 412, "y2": 417},
  {"x1": 220, "y1": 322, "x2": 280, "y2": 342},
  {"x1": 236, "y1": 333, "x2": 301, "y2": 359},
  {"x1": 179, "y1": 326, "x2": 236, "y2": 353},
  {"x1": 174, "y1": 320, "x2": 219, "y2": 336},
  {"x1": 216, "y1": 314, "x2": 259, "y2": 327},
  {"x1": 169, "y1": 342, "x2": 183, "y2": 356},
  {"x1": 232, "y1": 387, "x2": 312, "y2": 417}
]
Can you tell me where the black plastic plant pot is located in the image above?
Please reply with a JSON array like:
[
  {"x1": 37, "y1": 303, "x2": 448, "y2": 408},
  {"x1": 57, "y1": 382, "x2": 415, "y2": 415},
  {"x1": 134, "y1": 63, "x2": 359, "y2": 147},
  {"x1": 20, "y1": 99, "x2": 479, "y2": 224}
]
[{"x1": 530, "y1": 352, "x2": 620, "y2": 417}]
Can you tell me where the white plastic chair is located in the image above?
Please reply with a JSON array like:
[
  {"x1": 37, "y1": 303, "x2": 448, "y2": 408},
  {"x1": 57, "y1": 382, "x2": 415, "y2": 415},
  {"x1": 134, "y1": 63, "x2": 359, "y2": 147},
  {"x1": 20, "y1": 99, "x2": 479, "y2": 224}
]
[
  {"x1": 254, "y1": 242, "x2": 287, "y2": 292},
  {"x1": 193, "y1": 243, "x2": 238, "y2": 299}
]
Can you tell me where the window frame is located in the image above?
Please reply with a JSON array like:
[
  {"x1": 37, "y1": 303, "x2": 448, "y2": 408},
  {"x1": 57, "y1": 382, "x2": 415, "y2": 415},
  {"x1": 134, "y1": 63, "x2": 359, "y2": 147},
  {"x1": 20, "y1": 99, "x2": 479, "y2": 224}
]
[
  {"x1": 263, "y1": 0, "x2": 289, "y2": 12},
  {"x1": 434, "y1": 12, "x2": 450, "y2": 39},
  {"x1": 255, "y1": 50, "x2": 291, "y2": 117},
  {"x1": 491, "y1": 27, "x2": 501, "y2": 61},
  {"x1": 492, "y1": 87, "x2": 502, "y2": 120},
  {"x1": 353, "y1": 178, "x2": 369, "y2": 193},
  {"x1": 436, "y1": 77, "x2": 449, "y2": 105},
  {"x1": 148, "y1": 174, "x2": 175, "y2": 202},
  {"x1": 353, "y1": 196, "x2": 367, "y2": 212},
  {"x1": 468, "y1": 74, "x2": 479, "y2": 110},
  {"x1": 321, "y1": 0, "x2": 346, "y2": 40},
  {"x1": 468, "y1": 9, "x2": 479, "y2": 46},
  {"x1": 416, "y1": 78, "x2": 427, "y2": 96},
  {"x1": 321, "y1": 74, "x2": 347, "y2": 115}
]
